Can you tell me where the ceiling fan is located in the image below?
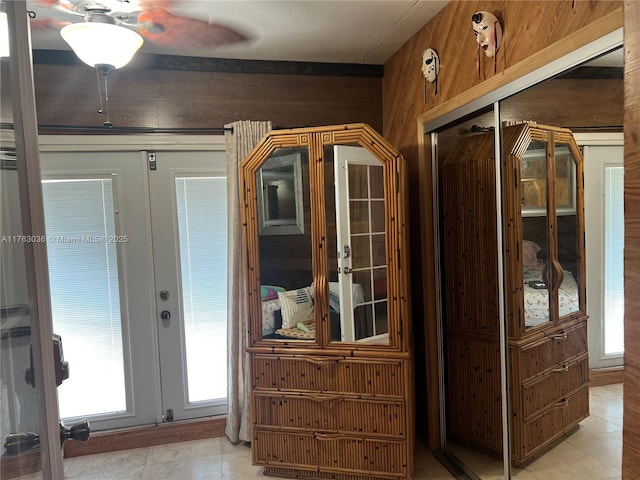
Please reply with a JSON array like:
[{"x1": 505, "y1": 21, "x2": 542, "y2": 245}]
[
  {"x1": 29, "y1": 0, "x2": 251, "y2": 127},
  {"x1": 31, "y1": 0, "x2": 250, "y2": 50}
]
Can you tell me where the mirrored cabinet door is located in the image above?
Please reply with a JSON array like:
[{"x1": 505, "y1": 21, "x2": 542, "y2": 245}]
[
  {"x1": 253, "y1": 146, "x2": 315, "y2": 341},
  {"x1": 512, "y1": 125, "x2": 586, "y2": 335},
  {"x1": 554, "y1": 140, "x2": 581, "y2": 319},
  {"x1": 521, "y1": 140, "x2": 552, "y2": 329},
  {"x1": 331, "y1": 145, "x2": 389, "y2": 345},
  {"x1": 242, "y1": 124, "x2": 408, "y2": 350}
]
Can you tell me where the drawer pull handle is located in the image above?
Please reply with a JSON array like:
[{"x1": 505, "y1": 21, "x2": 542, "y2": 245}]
[
  {"x1": 549, "y1": 331, "x2": 568, "y2": 340},
  {"x1": 554, "y1": 398, "x2": 569, "y2": 408},
  {"x1": 315, "y1": 433, "x2": 361, "y2": 441},
  {"x1": 552, "y1": 364, "x2": 569, "y2": 373},
  {"x1": 302, "y1": 393, "x2": 343, "y2": 402},
  {"x1": 301, "y1": 356, "x2": 341, "y2": 365}
]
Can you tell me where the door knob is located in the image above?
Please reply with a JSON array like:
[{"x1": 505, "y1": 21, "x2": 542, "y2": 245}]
[
  {"x1": 60, "y1": 419, "x2": 90, "y2": 446},
  {"x1": 160, "y1": 310, "x2": 171, "y2": 321},
  {"x1": 4, "y1": 420, "x2": 90, "y2": 454}
]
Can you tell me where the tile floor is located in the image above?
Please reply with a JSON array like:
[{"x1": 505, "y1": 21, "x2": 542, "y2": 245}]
[
  {"x1": 15, "y1": 384, "x2": 622, "y2": 479},
  {"x1": 449, "y1": 383, "x2": 623, "y2": 479}
]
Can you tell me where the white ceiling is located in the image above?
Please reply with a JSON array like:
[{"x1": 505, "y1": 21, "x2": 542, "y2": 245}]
[{"x1": 27, "y1": 0, "x2": 450, "y2": 64}]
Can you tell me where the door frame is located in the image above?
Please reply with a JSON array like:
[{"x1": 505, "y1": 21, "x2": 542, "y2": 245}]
[
  {"x1": 6, "y1": 2, "x2": 66, "y2": 478},
  {"x1": 575, "y1": 132, "x2": 624, "y2": 369}
]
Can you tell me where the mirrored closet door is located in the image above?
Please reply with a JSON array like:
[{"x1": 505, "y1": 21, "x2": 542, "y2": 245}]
[{"x1": 428, "y1": 34, "x2": 623, "y2": 479}]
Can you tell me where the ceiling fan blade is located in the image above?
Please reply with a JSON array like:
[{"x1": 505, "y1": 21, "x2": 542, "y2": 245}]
[
  {"x1": 29, "y1": 17, "x2": 71, "y2": 31},
  {"x1": 137, "y1": 8, "x2": 248, "y2": 49}
]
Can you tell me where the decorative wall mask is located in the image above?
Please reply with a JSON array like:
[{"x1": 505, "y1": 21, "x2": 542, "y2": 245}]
[
  {"x1": 471, "y1": 11, "x2": 502, "y2": 78},
  {"x1": 421, "y1": 48, "x2": 440, "y2": 103}
]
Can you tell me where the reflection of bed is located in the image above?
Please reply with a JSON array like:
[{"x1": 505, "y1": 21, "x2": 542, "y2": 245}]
[
  {"x1": 261, "y1": 297, "x2": 282, "y2": 337},
  {"x1": 523, "y1": 267, "x2": 579, "y2": 327},
  {"x1": 260, "y1": 282, "x2": 365, "y2": 340}
]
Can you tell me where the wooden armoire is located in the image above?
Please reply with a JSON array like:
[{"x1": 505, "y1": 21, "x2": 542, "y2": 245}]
[
  {"x1": 441, "y1": 122, "x2": 589, "y2": 466},
  {"x1": 240, "y1": 124, "x2": 414, "y2": 479}
]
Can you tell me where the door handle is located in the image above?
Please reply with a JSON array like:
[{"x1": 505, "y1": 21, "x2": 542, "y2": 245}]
[
  {"x1": 60, "y1": 419, "x2": 91, "y2": 445},
  {"x1": 4, "y1": 420, "x2": 90, "y2": 454},
  {"x1": 160, "y1": 311, "x2": 171, "y2": 321}
]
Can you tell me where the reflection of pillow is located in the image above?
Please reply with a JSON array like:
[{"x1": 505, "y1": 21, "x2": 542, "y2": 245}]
[
  {"x1": 309, "y1": 282, "x2": 365, "y2": 312},
  {"x1": 522, "y1": 240, "x2": 542, "y2": 267},
  {"x1": 328, "y1": 292, "x2": 340, "y2": 312},
  {"x1": 261, "y1": 285, "x2": 285, "y2": 301},
  {"x1": 277, "y1": 288, "x2": 314, "y2": 328}
]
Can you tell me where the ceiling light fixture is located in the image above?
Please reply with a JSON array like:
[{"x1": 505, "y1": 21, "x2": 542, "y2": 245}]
[
  {"x1": 60, "y1": 22, "x2": 143, "y2": 72},
  {"x1": 60, "y1": 19, "x2": 143, "y2": 127}
]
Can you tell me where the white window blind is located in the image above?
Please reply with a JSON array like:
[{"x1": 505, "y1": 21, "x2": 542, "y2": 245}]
[
  {"x1": 175, "y1": 176, "x2": 227, "y2": 403},
  {"x1": 42, "y1": 178, "x2": 126, "y2": 419},
  {"x1": 604, "y1": 166, "x2": 624, "y2": 355}
]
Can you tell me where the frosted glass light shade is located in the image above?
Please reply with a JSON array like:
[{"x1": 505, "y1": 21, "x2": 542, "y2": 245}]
[{"x1": 61, "y1": 22, "x2": 143, "y2": 70}]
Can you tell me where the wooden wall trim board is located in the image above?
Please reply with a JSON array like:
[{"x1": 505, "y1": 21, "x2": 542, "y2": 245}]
[
  {"x1": 589, "y1": 367, "x2": 624, "y2": 387},
  {"x1": 624, "y1": 1, "x2": 640, "y2": 477},
  {"x1": 62, "y1": 416, "x2": 226, "y2": 458},
  {"x1": 33, "y1": 49, "x2": 384, "y2": 78},
  {"x1": 382, "y1": 0, "x2": 623, "y2": 452}
]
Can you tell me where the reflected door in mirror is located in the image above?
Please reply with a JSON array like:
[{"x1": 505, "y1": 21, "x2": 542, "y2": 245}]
[{"x1": 333, "y1": 146, "x2": 388, "y2": 345}]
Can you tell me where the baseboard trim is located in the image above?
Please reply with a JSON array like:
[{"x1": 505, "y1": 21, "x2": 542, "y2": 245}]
[
  {"x1": 0, "y1": 450, "x2": 41, "y2": 480},
  {"x1": 63, "y1": 416, "x2": 227, "y2": 458},
  {"x1": 590, "y1": 366, "x2": 624, "y2": 387}
]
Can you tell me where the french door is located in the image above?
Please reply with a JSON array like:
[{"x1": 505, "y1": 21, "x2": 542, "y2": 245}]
[
  {"x1": 583, "y1": 143, "x2": 624, "y2": 369},
  {"x1": 39, "y1": 143, "x2": 227, "y2": 431}
]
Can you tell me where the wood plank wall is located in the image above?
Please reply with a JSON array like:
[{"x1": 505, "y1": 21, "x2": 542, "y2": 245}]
[
  {"x1": 32, "y1": 62, "x2": 383, "y2": 132},
  {"x1": 382, "y1": 0, "x2": 622, "y2": 450},
  {"x1": 623, "y1": 1, "x2": 640, "y2": 477}
]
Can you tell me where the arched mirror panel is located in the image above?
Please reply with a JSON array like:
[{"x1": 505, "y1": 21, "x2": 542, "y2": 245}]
[{"x1": 252, "y1": 146, "x2": 314, "y2": 341}]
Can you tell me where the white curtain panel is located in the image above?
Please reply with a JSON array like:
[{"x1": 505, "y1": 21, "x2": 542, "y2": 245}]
[{"x1": 224, "y1": 120, "x2": 272, "y2": 443}]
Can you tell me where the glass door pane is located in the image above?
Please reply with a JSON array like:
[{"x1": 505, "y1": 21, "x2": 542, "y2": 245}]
[
  {"x1": 2, "y1": 1, "x2": 66, "y2": 476},
  {"x1": 175, "y1": 177, "x2": 227, "y2": 402},
  {"x1": 42, "y1": 178, "x2": 126, "y2": 418},
  {"x1": 1, "y1": 142, "x2": 47, "y2": 477},
  {"x1": 604, "y1": 166, "x2": 624, "y2": 355}
]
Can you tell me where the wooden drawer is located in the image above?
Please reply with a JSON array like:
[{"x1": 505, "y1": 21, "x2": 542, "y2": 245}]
[
  {"x1": 253, "y1": 429, "x2": 407, "y2": 477},
  {"x1": 520, "y1": 386, "x2": 589, "y2": 459},
  {"x1": 252, "y1": 355, "x2": 405, "y2": 397},
  {"x1": 521, "y1": 353, "x2": 589, "y2": 420},
  {"x1": 253, "y1": 392, "x2": 406, "y2": 437},
  {"x1": 519, "y1": 321, "x2": 588, "y2": 380}
]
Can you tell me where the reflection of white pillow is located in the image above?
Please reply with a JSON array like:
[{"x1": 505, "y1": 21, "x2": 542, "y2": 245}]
[
  {"x1": 278, "y1": 288, "x2": 314, "y2": 328},
  {"x1": 308, "y1": 282, "x2": 366, "y2": 312}
]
